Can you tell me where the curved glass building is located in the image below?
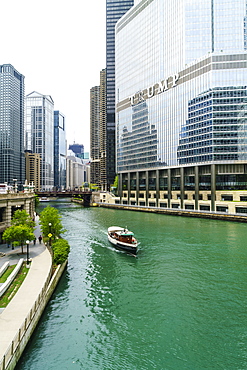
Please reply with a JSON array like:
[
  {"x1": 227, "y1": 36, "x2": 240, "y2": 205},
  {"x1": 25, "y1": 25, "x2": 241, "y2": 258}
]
[{"x1": 115, "y1": 0, "x2": 247, "y2": 214}]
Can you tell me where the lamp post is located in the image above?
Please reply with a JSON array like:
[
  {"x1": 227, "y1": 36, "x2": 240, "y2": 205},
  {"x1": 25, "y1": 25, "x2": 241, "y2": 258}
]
[
  {"x1": 48, "y1": 223, "x2": 52, "y2": 246},
  {"x1": 26, "y1": 240, "x2": 30, "y2": 265},
  {"x1": 13, "y1": 179, "x2": 17, "y2": 193}
]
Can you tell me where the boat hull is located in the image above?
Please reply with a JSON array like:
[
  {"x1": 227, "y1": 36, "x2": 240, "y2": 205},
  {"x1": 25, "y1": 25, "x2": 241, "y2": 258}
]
[{"x1": 107, "y1": 233, "x2": 138, "y2": 254}]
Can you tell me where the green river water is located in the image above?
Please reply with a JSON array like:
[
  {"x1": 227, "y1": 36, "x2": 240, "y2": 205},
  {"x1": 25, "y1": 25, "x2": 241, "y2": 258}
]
[{"x1": 16, "y1": 200, "x2": 247, "y2": 369}]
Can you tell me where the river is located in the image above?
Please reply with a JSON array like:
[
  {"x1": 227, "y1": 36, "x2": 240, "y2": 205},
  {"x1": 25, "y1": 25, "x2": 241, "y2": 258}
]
[{"x1": 16, "y1": 200, "x2": 247, "y2": 369}]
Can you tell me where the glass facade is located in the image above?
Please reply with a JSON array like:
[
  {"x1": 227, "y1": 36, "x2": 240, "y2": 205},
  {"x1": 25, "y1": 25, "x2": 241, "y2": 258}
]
[
  {"x1": 54, "y1": 111, "x2": 66, "y2": 190},
  {"x1": 0, "y1": 64, "x2": 25, "y2": 186},
  {"x1": 25, "y1": 92, "x2": 54, "y2": 190},
  {"x1": 106, "y1": 0, "x2": 134, "y2": 188},
  {"x1": 115, "y1": 0, "x2": 247, "y2": 173}
]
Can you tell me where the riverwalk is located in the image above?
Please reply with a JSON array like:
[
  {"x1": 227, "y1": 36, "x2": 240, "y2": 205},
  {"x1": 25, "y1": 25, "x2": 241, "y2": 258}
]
[{"x1": 0, "y1": 217, "x2": 52, "y2": 369}]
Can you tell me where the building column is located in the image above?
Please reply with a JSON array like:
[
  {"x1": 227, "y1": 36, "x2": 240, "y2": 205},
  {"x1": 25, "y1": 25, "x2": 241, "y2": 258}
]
[
  {"x1": 136, "y1": 172, "x2": 139, "y2": 206},
  {"x1": 5, "y1": 203, "x2": 12, "y2": 227},
  {"x1": 127, "y1": 172, "x2": 131, "y2": 204},
  {"x1": 168, "y1": 169, "x2": 171, "y2": 208},
  {"x1": 145, "y1": 171, "x2": 149, "y2": 206},
  {"x1": 195, "y1": 166, "x2": 199, "y2": 210},
  {"x1": 180, "y1": 167, "x2": 184, "y2": 209},
  {"x1": 119, "y1": 173, "x2": 123, "y2": 203},
  {"x1": 156, "y1": 169, "x2": 159, "y2": 207},
  {"x1": 211, "y1": 164, "x2": 216, "y2": 211}
]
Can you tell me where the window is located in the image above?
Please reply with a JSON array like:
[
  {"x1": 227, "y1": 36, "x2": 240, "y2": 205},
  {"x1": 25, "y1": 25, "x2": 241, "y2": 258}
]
[
  {"x1": 216, "y1": 206, "x2": 228, "y2": 212},
  {"x1": 200, "y1": 205, "x2": 210, "y2": 211},
  {"x1": 221, "y1": 195, "x2": 233, "y2": 201},
  {"x1": 185, "y1": 204, "x2": 194, "y2": 209},
  {"x1": 240, "y1": 196, "x2": 247, "y2": 202},
  {"x1": 160, "y1": 203, "x2": 167, "y2": 208},
  {"x1": 236, "y1": 207, "x2": 247, "y2": 214}
]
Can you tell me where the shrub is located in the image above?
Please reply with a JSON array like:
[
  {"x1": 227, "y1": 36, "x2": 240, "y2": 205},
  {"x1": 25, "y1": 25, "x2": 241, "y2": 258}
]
[{"x1": 52, "y1": 239, "x2": 70, "y2": 265}]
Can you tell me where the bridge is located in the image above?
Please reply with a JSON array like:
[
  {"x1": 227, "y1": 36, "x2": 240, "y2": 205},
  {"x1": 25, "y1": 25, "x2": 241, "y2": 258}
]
[{"x1": 36, "y1": 190, "x2": 92, "y2": 206}]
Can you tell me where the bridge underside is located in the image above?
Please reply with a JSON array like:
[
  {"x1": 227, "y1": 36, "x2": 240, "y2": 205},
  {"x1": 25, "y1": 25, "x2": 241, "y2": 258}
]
[{"x1": 36, "y1": 191, "x2": 92, "y2": 206}]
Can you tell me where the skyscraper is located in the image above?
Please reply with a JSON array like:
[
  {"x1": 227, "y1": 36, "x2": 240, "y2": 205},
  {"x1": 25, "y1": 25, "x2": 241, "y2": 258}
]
[
  {"x1": 90, "y1": 68, "x2": 107, "y2": 189},
  {"x1": 90, "y1": 85, "x2": 100, "y2": 186},
  {"x1": 106, "y1": 0, "x2": 134, "y2": 189},
  {"x1": 0, "y1": 64, "x2": 25, "y2": 186},
  {"x1": 54, "y1": 111, "x2": 66, "y2": 190},
  {"x1": 68, "y1": 143, "x2": 84, "y2": 158},
  {"x1": 25, "y1": 91, "x2": 54, "y2": 191},
  {"x1": 99, "y1": 68, "x2": 107, "y2": 191},
  {"x1": 115, "y1": 0, "x2": 247, "y2": 214}
]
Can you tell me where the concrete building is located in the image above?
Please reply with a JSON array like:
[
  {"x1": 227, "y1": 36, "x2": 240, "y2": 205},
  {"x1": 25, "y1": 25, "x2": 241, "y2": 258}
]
[
  {"x1": 54, "y1": 111, "x2": 66, "y2": 190},
  {"x1": 25, "y1": 151, "x2": 41, "y2": 192},
  {"x1": 0, "y1": 64, "x2": 25, "y2": 187},
  {"x1": 99, "y1": 69, "x2": 107, "y2": 191},
  {"x1": 66, "y1": 156, "x2": 89, "y2": 190},
  {"x1": 90, "y1": 68, "x2": 107, "y2": 190},
  {"x1": 105, "y1": 0, "x2": 134, "y2": 189},
  {"x1": 90, "y1": 85, "x2": 100, "y2": 187},
  {"x1": 115, "y1": 0, "x2": 247, "y2": 215},
  {"x1": 25, "y1": 92, "x2": 54, "y2": 191}
]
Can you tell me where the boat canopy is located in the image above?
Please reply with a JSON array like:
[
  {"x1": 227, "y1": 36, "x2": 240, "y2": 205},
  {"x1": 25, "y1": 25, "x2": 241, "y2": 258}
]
[{"x1": 108, "y1": 226, "x2": 134, "y2": 236}]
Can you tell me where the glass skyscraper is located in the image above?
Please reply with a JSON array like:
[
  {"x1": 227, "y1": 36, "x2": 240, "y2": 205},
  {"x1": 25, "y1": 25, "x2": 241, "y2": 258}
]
[
  {"x1": 54, "y1": 111, "x2": 66, "y2": 190},
  {"x1": 0, "y1": 64, "x2": 25, "y2": 186},
  {"x1": 115, "y1": 0, "x2": 247, "y2": 214},
  {"x1": 25, "y1": 92, "x2": 54, "y2": 191},
  {"x1": 106, "y1": 0, "x2": 134, "y2": 189}
]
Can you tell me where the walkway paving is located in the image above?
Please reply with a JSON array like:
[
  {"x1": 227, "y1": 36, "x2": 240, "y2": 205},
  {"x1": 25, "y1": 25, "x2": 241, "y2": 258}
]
[{"x1": 0, "y1": 216, "x2": 52, "y2": 361}]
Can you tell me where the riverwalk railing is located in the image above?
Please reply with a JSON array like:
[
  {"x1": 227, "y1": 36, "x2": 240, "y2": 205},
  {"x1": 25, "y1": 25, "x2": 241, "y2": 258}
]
[{"x1": 0, "y1": 262, "x2": 53, "y2": 370}]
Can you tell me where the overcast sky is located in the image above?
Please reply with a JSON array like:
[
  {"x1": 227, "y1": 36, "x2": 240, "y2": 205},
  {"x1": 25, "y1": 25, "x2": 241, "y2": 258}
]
[{"x1": 1, "y1": 0, "x2": 106, "y2": 153}]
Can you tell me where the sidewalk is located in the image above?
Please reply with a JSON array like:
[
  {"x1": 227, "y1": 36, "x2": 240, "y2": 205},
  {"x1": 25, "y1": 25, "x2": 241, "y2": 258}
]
[
  {"x1": 0, "y1": 216, "x2": 53, "y2": 361},
  {"x1": 0, "y1": 214, "x2": 45, "y2": 268}
]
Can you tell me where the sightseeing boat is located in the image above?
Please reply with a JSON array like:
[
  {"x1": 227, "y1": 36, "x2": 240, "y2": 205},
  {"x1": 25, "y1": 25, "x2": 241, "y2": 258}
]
[
  {"x1": 107, "y1": 226, "x2": 139, "y2": 255},
  {"x1": 39, "y1": 197, "x2": 50, "y2": 202}
]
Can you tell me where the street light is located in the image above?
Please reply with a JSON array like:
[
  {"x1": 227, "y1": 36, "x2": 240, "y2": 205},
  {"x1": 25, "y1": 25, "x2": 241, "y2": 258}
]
[
  {"x1": 48, "y1": 223, "x2": 52, "y2": 246},
  {"x1": 13, "y1": 179, "x2": 17, "y2": 193},
  {"x1": 26, "y1": 240, "x2": 30, "y2": 265}
]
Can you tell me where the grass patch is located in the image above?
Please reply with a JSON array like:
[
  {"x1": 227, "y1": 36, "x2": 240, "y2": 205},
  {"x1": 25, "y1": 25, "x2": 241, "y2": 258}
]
[
  {"x1": 0, "y1": 265, "x2": 16, "y2": 283},
  {"x1": 0, "y1": 263, "x2": 30, "y2": 308}
]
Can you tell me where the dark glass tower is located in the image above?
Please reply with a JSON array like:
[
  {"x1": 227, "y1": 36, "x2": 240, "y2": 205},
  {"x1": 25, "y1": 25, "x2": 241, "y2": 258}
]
[
  {"x1": 106, "y1": 0, "x2": 134, "y2": 189},
  {"x1": 54, "y1": 111, "x2": 66, "y2": 190},
  {"x1": 0, "y1": 64, "x2": 25, "y2": 186}
]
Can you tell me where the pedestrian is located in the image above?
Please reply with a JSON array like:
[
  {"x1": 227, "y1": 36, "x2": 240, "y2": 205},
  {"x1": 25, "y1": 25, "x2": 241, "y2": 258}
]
[
  {"x1": 33, "y1": 237, "x2": 36, "y2": 245},
  {"x1": 38, "y1": 235, "x2": 42, "y2": 244}
]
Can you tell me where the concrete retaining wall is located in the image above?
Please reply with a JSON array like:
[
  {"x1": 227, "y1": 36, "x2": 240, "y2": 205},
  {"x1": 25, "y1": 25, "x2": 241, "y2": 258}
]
[
  {"x1": 0, "y1": 260, "x2": 24, "y2": 298},
  {"x1": 98, "y1": 203, "x2": 247, "y2": 223},
  {"x1": 0, "y1": 262, "x2": 9, "y2": 278}
]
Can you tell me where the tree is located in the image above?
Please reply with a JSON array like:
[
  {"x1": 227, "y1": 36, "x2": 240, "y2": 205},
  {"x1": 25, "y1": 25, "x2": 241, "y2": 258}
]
[
  {"x1": 113, "y1": 175, "x2": 118, "y2": 189},
  {"x1": 3, "y1": 225, "x2": 35, "y2": 253},
  {"x1": 11, "y1": 209, "x2": 35, "y2": 230},
  {"x1": 34, "y1": 194, "x2": 40, "y2": 208},
  {"x1": 39, "y1": 206, "x2": 65, "y2": 242}
]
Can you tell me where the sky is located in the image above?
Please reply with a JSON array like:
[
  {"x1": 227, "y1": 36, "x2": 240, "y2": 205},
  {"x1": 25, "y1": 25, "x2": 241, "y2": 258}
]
[{"x1": 1, "y1": 0, "x2": 106, "y2": 153}]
